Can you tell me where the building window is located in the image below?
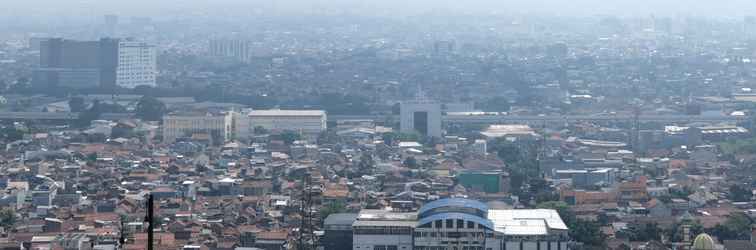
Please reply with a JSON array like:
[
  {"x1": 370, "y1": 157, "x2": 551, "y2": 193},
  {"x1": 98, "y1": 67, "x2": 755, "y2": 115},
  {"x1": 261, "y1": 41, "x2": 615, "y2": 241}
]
[
  {"x1": 467, "y1": 221, "x2": 475, "y2": 229},
  {"x1": 457, "y1": 219, "x2": 464, "y2": 228},
  {"x1": 434, "y1": 220, "x2": 442, "y2": 228},
  {"x1": 446, "y1": 219, "x2": 454, "y2": 228}
]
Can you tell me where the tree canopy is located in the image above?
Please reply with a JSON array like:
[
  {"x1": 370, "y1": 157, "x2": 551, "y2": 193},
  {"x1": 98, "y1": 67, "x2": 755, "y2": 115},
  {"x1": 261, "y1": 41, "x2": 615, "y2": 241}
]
[
  {"x1": 710, "y1": 213, "x2": 754, "y2": 241},
  {"x1": 728, "y1": 184, "x2": 752, "y2": 202},
  {"x1": 135, "y1": 96, "x2": 167, "y2": 121},
  {"x1": 68, "y1": 97, "x2": 86, "y2": 112},
  {"x1": 537, "y1": 201, "x2": 606, "y2": 248},
  {"x1": 0, "y1": 208, "x2": 16, "y2": 228},
  {"x1": 278, "y1": 130, "x2": 302, "y2": 145}
]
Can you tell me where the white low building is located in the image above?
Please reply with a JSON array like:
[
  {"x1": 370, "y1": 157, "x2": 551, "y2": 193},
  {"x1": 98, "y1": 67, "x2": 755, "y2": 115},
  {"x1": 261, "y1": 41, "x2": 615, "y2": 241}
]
[
  {"x1": 162, "y1": 112, "x2": 233, "y2": 144},
  {"x1": 352, "y1": 209, "x2": 416, "y2": 250},
  {"x1": 235, "y1": 109, "x2": 327, "y2": 140}
]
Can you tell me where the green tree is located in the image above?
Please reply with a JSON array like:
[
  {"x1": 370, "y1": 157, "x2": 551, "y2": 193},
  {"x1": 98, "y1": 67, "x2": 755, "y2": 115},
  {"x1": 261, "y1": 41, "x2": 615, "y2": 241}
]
[
  {"x1": 86, "y1": 152, "x2": 98, "y2": 163},
  {"x1": 0, "y1": 126, "x2": 24, "y2": 142},
  {"x1": 666, "y1": 219, "x2": 704, "y2": 242},
  {"x1": 0, "y1": 208, "x2": 16, "y2": 228},
  {"x1": 358, "y1": 154, "x2": 375, "y2": 173},
  {"x1": 537, "y1": 201, "x2": 605, "y2": 247},
  {"x1": 253, "y1": 126, "x2": 269, "y2": 135},
  {"x1": 68, "y1": 97, "x2": 87, "y2": 112},
  {"x1": 279, "y1": 130, "x2": 302, "y2": 145},
  {"x1": 620, "y1": 222, "x2": 662, "y2": 241},
  {"x1": 476, "y1": 96, "x2": 511, "y2": 112},
  {"x1": 710, "y1": 213, "x2": 754, "y2": 240},
  {"x1": 317, "y1": 130, "x2": 338, "y2": 144},
  {"x1": 320, "y1": 201, "x2": 347, "y2": 222},
  {"x1": 403, "y1": 156, "x2": 418, "y2": 168},
  {"x1": 135, "y1": 96, "x2": 167, "y2": 121},
  {"x1": 571, "y1": 219, "x2": 606, "y2": 247},
  {"x1": 728, "y1": 184, "x2": 752, "y2": 202},
  {"x1": 74, "y1": 100, "x2": 103, "y2": 127},
  {"x1": 491, "y1": 140, "x2": 523, "y2": 163},
  {"x1": 382, "y1": 132, "x2": 397, "y2": 145},
  {"x1": 530, "y1": 178, "x2": 558, "y2": 203},
  {"x1": 537, "y1": 201, "x2": 575, "y2": 225}
]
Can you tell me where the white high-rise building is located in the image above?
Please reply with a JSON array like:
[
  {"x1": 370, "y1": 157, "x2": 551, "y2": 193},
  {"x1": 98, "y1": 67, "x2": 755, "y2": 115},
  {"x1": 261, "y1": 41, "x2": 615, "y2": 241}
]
[
  {"x1": 400, "y1": 99, "x2": 442, "y2": 138},
  {"x1": 116, "y1": 41, "x2": 157, "y2": 89},
  {"x1": 209, "y1": 39, "x2": 252, "y2": 63}
]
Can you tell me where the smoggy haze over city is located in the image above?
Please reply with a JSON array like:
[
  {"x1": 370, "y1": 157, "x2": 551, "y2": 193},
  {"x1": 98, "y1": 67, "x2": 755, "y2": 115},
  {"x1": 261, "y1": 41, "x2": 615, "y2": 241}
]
[
  {"x1": 4, "y1": 0, "x2": 756, "y2": 18},
  {"x1": 1, "y1": 0, "x2": 756, "y2": 249}
]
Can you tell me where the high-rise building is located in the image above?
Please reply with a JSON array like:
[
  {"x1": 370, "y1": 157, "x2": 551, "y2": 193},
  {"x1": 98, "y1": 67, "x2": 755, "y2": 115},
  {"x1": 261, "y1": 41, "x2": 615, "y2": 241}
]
[
  {"x1": 99, "y1": 38, "x2": 120, "y2": 90},
  {"x1": 32, "y1": 38, "x2": 119, "y2": 89},
  {"x1": 116, "y1": 40, "x2": 157, "y2": 89},
  {"x1": 208, "y1": 39, "x2": 252, "y2": 63},
  {"x1": 33, "y1": 38, "x2": 155, "y2": 90},
  {"x1": 400, "y1": 94, "x2": 442, "y2": 138},
  {"x1": 104, "y1": 15, "x2": 119, "y2": 37}
]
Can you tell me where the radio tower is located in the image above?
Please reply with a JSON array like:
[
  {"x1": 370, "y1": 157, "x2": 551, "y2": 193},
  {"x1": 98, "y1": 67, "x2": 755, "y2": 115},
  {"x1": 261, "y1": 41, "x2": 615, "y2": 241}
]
[{"x1": 298, "y1": 175, "x2": 314, "y2": 250}]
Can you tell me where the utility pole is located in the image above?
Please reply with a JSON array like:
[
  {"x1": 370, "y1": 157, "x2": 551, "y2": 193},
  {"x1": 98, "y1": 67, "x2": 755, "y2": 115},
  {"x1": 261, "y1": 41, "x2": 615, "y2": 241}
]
[{"x1": 145, "y1": 193, "x2": 154, "y2": 250}]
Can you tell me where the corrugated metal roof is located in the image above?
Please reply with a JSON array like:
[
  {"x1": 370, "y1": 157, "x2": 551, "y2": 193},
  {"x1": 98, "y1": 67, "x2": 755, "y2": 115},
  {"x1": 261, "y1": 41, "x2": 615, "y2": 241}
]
[
  {"x1": 353, "y1": 220, "x2": 417, "y2": 228},
  {"x1": 324, "y1": 213, "x2": 358, "y2": 226}
]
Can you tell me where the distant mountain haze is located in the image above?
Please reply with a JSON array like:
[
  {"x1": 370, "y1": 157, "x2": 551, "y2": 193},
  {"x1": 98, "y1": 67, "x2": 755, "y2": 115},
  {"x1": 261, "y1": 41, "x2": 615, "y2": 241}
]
[{"x1": 3, "y1": 0, "x2": 756, "y2": 18}]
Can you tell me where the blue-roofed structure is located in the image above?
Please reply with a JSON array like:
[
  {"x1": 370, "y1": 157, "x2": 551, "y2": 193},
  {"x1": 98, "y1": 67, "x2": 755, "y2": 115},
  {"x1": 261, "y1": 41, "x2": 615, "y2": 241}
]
[
  {"x1": 353, "y1": 197, "x2": 572, "y2": 250},
  {"x1": 417, "y1": 198, "x2": 488, "y2": 219},
  {"x1": 417, "y1": 212, "x2": 494, "y2": 229}
]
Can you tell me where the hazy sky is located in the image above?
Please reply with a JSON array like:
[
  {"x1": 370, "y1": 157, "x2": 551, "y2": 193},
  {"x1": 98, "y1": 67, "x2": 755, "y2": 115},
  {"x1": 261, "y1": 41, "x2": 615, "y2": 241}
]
[{"x1": 4, "y1": 0, "x2": 756, "y2": 18}]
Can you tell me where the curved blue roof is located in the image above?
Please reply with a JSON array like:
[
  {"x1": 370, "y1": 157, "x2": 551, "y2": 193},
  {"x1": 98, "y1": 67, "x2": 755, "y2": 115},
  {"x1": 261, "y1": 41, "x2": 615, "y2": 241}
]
[
  {"x1": 418, "y1": 198, "x2": 488, "y2": 216},
  {"x1": 417, "y1": 212, "x2": 494, "y2": 230}
]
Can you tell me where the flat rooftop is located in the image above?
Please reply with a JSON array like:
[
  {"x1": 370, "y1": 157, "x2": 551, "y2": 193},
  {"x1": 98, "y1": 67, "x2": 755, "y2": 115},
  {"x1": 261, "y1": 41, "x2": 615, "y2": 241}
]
[
  {"x1": 324, "y1": 213, "x2": 358, "y2": 226},
  {"x1": 481, "y1": 124, "x2": 536, "y2": 138},
  {"x1": 356, "y1": 209, "x2": 417, "y2": 221},
  {"x1": 248, "y1": 110, "x2": 325, "y2": 117},
  {"x1": 488, "y1": 209, "x2": 568, "y2": 235}
]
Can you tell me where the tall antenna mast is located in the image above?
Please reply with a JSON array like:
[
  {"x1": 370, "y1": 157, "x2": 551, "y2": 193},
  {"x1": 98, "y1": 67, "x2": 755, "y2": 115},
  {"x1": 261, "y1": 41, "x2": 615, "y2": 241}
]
[{"x1": 145, "y1": 193, "x2": 154, "y2": 250}]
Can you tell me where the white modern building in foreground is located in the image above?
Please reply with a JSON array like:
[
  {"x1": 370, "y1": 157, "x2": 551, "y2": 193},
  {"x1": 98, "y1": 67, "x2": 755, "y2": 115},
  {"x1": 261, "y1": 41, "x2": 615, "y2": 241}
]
[
  {"x1": 352, "y1": 209, "x2": 417, "y2": 250},
  {"x1": 116, "y1": 40, "x2": 157, "y2": 89},
  {"x1": 234, "y1": 109, "x2": 327, "y2": 140},
  {"x1": 352, "y1": 198, "x2": 570, "y2": 250}
]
